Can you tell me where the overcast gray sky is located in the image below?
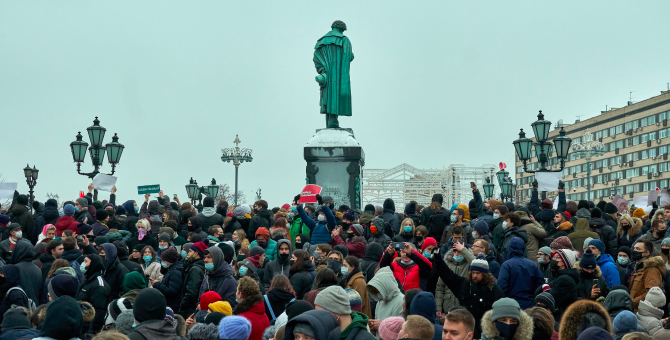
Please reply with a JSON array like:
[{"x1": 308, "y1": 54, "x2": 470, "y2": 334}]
[{"x1": 2, "y1": 1, "x2": 670, "y2": 207}]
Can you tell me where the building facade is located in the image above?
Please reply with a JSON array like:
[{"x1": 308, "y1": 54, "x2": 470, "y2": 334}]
[{"x1": 515, "y1": 91, "x2": 670, "y2": 204}]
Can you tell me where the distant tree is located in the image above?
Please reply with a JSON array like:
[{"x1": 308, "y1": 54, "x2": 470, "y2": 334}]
[{"x1": 214, "y1": 183, "x2": 246, "y2": 205}]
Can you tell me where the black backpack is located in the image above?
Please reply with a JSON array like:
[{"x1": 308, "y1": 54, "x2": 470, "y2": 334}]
[{"x1": 427, "y1": 210, "x2": 449, "y2": 239}]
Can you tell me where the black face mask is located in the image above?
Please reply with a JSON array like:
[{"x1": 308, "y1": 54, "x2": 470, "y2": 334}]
[
  {"x1": 295, "y1": 242, "x2": 303, "y2": 249},
  {"x1": 278, "y1": 253, "x2": 290, "y2": 264},
  {"x1": 581, "y1": 269, "x2": 596, "y2": 278},
  {"x1": 415, "y1": 236, "x2": 423, "y2": 242},
  {"x1": 632, "y1": 250, "x2": 644, "y2": 261},
  {"x1": 663, "y1": 249, "x2": 670, "y2": 256},
  {"x1": 495, "y1": 321, "x2": 519, "y2": 340},
  {"x1": 160, "y1": 265, "x2": 169, "y2": 275},
  {"x1": 550, "y1": 259, "x2": 561, "y2": 273},
  {"x1": 622, "y1": 224, "x2": 630, "y2": 230},
  {"x1": 327, "y1": 258, "x2": 342, "y2": 273},
  {"x1": 257, "y1": 241, "x2": 268, "y2": 249},
  {"x1": 657, "y1": 229, "x2": 667, "y2": 238},
  {"x1": 347, "y1": 233, "x2": 354, "y2": 239},
  {"x1": 342, "y1": 222, "x2": 351, "y2": 230},
  {"x1": 218, "y1": 235, "x2": 225, "y2": 242},
  {"x1": 289, "y1": 259, "x2": 295, "y2": 267}
]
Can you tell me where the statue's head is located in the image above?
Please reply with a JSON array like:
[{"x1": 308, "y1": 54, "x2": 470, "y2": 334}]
[{"x1": 331, "y1": 20, "x2": 347, "y2": 32}]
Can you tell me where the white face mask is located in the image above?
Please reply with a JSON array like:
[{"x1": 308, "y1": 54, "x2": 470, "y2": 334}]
[
  {"x1": 14, "y1": 231, "x2": 23, "y2": 239},
  {"x1": 318, "y1": 214, "x2": 326, "y2": 221},
  {"x1": 493, "y1": 213, "x2": 500, "y2": 219},
  {"x1": 502, "y1": 221, "x2": 508, "y2": 228}
]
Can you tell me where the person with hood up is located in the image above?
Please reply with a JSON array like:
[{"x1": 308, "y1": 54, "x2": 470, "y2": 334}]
[
  {"x1": 296, "y1": 195, "x2": 337, "y2": 246},
  {"x1": 33, "y1": 296, "x2": 83, "y2": 340},
  {"x1": 100, "y1": 243, "x2": 130, "y2": 299},
  {"x1": 9, "y1": 194, "x2": 34, "y2": 240},
  {"x1": 294, "y1": 233, "x2": 311, "y2": 253},
  {"x1": 187, "y1": 216, "x2": 208, "y2": 242},
  {"x1": 588, "y1": 239, "x2": 621, "y2": 287},
  {"x1": 480, "y1": 298, "x2": 533, "y2": 340},
  {"x1": 330, "y1": 223, "x2": 367, "y2": 259},
  {"x1": 360, "y1": 242, "x2": 383, "y2": 283},
  {"x1": 569, "y1": 200, "x2": 592, "y2": 225},
  {"x1": 568, "y1": 218, "x2": 601, "y2": 254},
  {"x1": 1, "y1": 307, "x2": 40, "y2": 340},
  {"x1": 153, "y1": 248, "x2": 183, "y2": 312},
  {"x1": 420, "y1": 194, "x2": 451, "y2": 240},
  {"x1": 9, "y1": 240, "x2": 42, "y2": 303},
  {"x1": 314, "y1": 285, "x2": 376, "y2": 340},
  {"x1": 238, "y1": 258, "x2": 266, "y2": 295},
  {"x1": 498, "y1": 237, "x2": 545, "y2": 309},
  {"x1": 77, "y1": 253, "x2": 112, "y2": 332},
  {"x1": 250, "y1": 227, "x2": 278, "y2": 262},
  {"x1": 128, "y1": 289, "x2": 186, "y2": 340},
  {"x1": 0, "y1": 265, "x2": 30, "y2": 326},
  {"x1": 515, "y1": 210, "x2": 547, "y2": 263},
  {"x1": 498, "y1": 213, "x2": 529, "y2": 260},
  {"x1": 409, "y1": 292, "x2": 443, "y2": 340},
  {"x1": 558, "y1": 300, "x2": 614, "y2": 340},
  {"x1": 638, "y1": 219, "x2": 668, "y2": 251},
  {"x1": 603, "y1": 286, "x2": 634, "y2": 319},
  {"x1": 589, "y1": 208, "x2": 619, "y2": 258},
  {"x1": 545, "y1": 249, "x2": 580, "y2": 322},
  {"x1": 114, "y1": 241, "x2": 143, "y2": 274},
  {"x1": 612, "y1": 310, "x2": 639, "y2": 340},
  {"x1": 380, "y1": 198, "x2": 400, "y2": 236},
  {"x1": 179, "y1": 241, "x2": 207, "y2": 318},
  {"x1": 366, "y1": 267, "x2": 404, "y2": 335},
  {"x1": 289, "y1": 249, "x2": 316, "y2": 299},
  {"x1": 284, "y1": 309, "x2": 341, "y2": 340},
  {"x1": 55, "y1": 204, "x2": 80, "y2": 237},
  {"x1": 368, "y1": 218, "x2": 392, "y2": 249},
  {"x1": 121, "y1": 199, "x2": 140, "y2": 234},
  {"x1": 199, "y1": 246, "x2": 237, "y2": 307},
  {"x1": 380, "y1": 241, "x2": 432, "y2": 291},
  {"x1": 573, "y1": 248, "x2": 610, "y2": 300},
  {"x1": 196, "y1": 197, "x2": 224, "y2": 231},
  {"x1": 617, "y1": 215, "x2": 643, "y2": 249},
  {"x1": 263, "y1": 239, "x2": 293, "y2": 286},
  {"x1": 120, "y1": 271, "x2": 147, "y2": 302},
  {"x1": 233, "y1": 276, "x2": 270, "y2": 340},
  {"x1": 435, "y1": 239, "x2": 475, "y2": 314},
  {"x1": 636, "y1": 287, "x2": 665, "y2": 336},
  {"x1": 629, "y1": 240, "x2": 665, "y2": 312},
  {"x1": 33, "y1": 198, "x2": 60, "y2": 241}
]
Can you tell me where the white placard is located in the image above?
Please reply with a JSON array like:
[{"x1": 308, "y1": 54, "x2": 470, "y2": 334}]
[
  {"x1": 92, "y1": 174, "x2": 117, "y2": 192},
  {"x1": 661, "y1": 189, "x2": 670, "y2": 206},
  {"x1": 633, "y1": 196, "x2": 650, "y2": 212},
  {"x1": 0, "y1": 183, "x2": 18, "y2": 199},
  {"x1": 553, "y1": 196, "x2": 559, "y2": 210},
  {"x1": 535, "y1": 172, "x2": 563, "y2": 192}
]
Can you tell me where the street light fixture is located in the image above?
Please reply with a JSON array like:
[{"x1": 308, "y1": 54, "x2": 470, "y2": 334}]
[
  {"x1": 482, "y1": 177, "x2": 494, "y2": 199},
  {"x1": 221, "y1": 135, "x2": 253, "y2": 205},
  {"x1": 23, "y1": 164, "x2": 38, "y2": 207},
  {"x1": 69, "y1": 117, "x2": 125, "y2": 200},
  {"x1": 185, "y1": 177, "x2": 219, "y2": 210}
]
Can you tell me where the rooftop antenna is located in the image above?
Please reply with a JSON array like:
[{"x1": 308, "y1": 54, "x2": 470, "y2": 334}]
[
  {"x1": 628, "y1": 91, "x2": 634, "y2": 105},
  {"x1": 575, "y1": 115, "x2": 583, "y2": 123}
]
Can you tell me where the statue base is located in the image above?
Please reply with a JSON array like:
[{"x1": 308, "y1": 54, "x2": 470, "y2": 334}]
[{"x1": 304, "y1": 128, "x2": 365, "y2": 210}]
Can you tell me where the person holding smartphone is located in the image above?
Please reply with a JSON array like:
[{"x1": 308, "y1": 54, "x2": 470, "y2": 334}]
[
  {"x1": 574, "y1": 248, "x2": 609, "y2": 300},
  {"x1": 379, "y1": 241, "x2": 432, "y2": 292}
]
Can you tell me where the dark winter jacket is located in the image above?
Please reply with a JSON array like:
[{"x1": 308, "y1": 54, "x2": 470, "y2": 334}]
[
  {"x1": 9, "y1": 205, "x2": 33, "y2": 243},
  {"x1": 368, "y1": 218, "x2": 392, "y2": 250},
  {"x1": 290, "y1": 259, "x2": 317, "y2": 299},
  {"x1": 498, "y1": 226, "x2": 528, "y2": 260},
  {"x1": 589, "y1": 218, "x2": 619, "y2": 258},
  {"x1": 572, "y1": 262, "x2": 609, "y2": 300},
  {"x1": 486, "y1": 251, "x2": 501, "y2": 278},
  {"x1": 285, "y1": 310, "x2": 341, "y2": 340},
  {"x1": 297, "y1": 204, "x2": 336, "y2": 246},
  {"x1": 380, "y1": 199, "x2": 400, "y2": 236},
  {"x1": 127, "y1": 320, "x2": 186, "y2": 340},
  {"x1": 153, "y1": 260, "x2": 183, "y2": 312},
  {"x1": 264, "y1": 287, "x2": 295, "y2": 322},
  {"x1": 360, "y1": 243, "x2": 383, "y2": 283},
  {"x1": 602, "y1": 288, "x2": 634, "y2": 319},
  {"x1": 101, "y1": 243, "x2": 129, "y2": 299},
  {"x1": 74, "y1": 207, "x2": 93, "y2": 224},
  {"x1": 420, "y1": 206, "x2": 451, "y2": 240},
  {"x1": 404, "y1": 202, "x2": 421, "y2": 228},
  {"x1": 249, "y1": 208, "x2": 274, "y2": 239},
  {"x1": 263, "y1": 239, "x2": 292, "y2": 285},
  {"x1": 77, "y1": 254, "x2": 112, "y2": 332},
  {"x1": 32, "y1": 199, "x2": 60, "y2": 243},
  {"x1": 198, "y1": 246, "x2": 237, "y2": 307},
  {"x1": 116, "y1": 241, "x2": 144, "y2": 274},
  {"x1": 10, "y1": 241, "x2": 42, "y2": 303},
  {"x1": 0, "y1": 328, "x2": 39, "y2": 340},
  {"x1": 129, "y1": 231, "x2": 159, "y2": 253},
  {"x1": 498, "y1": 237, "x2": 545, "y2": 309},
  {"x1": 0, "y1": 265, "x2": 28, "y2": 326},
  {"x1": 62, "y1": 248, "x2": 85, "y2": 284},
  {"x1": 179, "y1": 257, "x2": 205, "y2": 317},
  {"x1": 617, "y1": 218, "x2": 643, "y2": 249},
  {"x1": 547, "y1": 269, "x2": 579, "y2": 321},
  {"x1": 196, "y1": 208, "x2": 224, "y2": 232}
]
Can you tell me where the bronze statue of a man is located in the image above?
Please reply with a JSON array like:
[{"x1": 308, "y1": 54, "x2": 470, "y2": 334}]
[{"x1": 314, "y1": 20, "x2": 353, "y2": 128}]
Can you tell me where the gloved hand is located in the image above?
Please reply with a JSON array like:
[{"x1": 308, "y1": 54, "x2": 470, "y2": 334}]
[
  {"x1": 532, "y1": 180, "x2": 538, "y2": 190},
  {"x1": 558, "y1": 181, "x2": 565, "y2": 190},
  {"x1": 316, "y1": 194, "x2": 323, "y2": 205},
  {"x1": 294, "y1": 194, "x2": 301, "y2": 204}
]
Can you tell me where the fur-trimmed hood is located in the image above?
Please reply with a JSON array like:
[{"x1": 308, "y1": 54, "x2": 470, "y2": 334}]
[
  {"x1": 480, "y1": 309, "x2": 534, "y2": 340},
  {"x1": 79, "y1": 300, "x2": 96, "y2": 322},
  {"x1": 617, "y1": 215, "x2": 642, "y2": 237},
  {"x1": 573, "y1": 261, "x2": 602, "y2": 278},
  {"x1": 638, "y1": 255, "x2": 666, "y2": 272},
  {"x1": 558, "y1": 300, "x2": 613, "y2": 340}
]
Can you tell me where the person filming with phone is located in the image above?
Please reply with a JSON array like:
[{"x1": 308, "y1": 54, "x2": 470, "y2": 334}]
[{"x1": 379, "y1": 241, "x2": 432, "y2": 291}]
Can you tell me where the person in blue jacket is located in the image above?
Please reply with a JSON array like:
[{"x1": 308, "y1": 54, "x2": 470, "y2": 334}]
[
  {"x1": 497, "y1": 237, "x2": 545, "y2": 309},
  {"x1": 587, "y1": 239, "x2": 621, "y2": 288},
  {"x1": 409, "y1": 292, "x2": 444, "y2": 340},
  {"x1": 296, "y1": 194, "x2": 336, "y2": 246}
]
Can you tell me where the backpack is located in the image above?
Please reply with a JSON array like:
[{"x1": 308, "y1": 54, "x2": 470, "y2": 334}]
[
  {"x1": 426, "y1": 210, "x2": 449, "y2": 239},
  {"x1": 361, "y1": 261, "x2": 377, "y2": 281},
  {"x1": 264, "y1": 295, "x2": 294, "y2": 325},
  {"x1": 6, "y1": 287, "x2": 37, "y2": 312}
]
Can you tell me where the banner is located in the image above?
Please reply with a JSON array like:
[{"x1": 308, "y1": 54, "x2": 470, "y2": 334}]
[
  {"x1": 612, "y1": 195, "x2": 629, "y2": 213},
  {"x1": 0, "y1": 183, "x2": 18, "y2": 199},
  {"x1": 298, "y1": 185, "x2": 322, "y2": 204},
  {"x1": 92, "y1": 174, "x2": 117, "y2": 192},
  {"x1": 138, "y1": 185, "x2": 160, "y2": 195},
  {"x1": 535, "y1": 172, "x2": 562, "y2": 192},
  {"x1": 648, "y1": 189, "x2": 660, "y2": 206}
]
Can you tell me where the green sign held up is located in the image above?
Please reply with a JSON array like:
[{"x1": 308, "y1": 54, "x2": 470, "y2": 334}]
[{"x1": 137, "y1": 185, "x2": 160, "y2": 195}]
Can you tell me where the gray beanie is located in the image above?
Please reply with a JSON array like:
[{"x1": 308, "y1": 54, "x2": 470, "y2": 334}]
[
  {"x1": 350, "y1": 224, "x2": 364, "y2": 237},
  {"x1": 188, "y1": 323, "x2": 220, "y2": 340},
  {"x1": 583, "y1": 237, "x2": 594, "y2": 250},
  {"x1": 538, "y1": 246, "x2": 552, "y2": 256},
  {"x1": 314, "y1": 286, "x2": 352, "y2": 315},
  {"x1": 76, "y1": 197, "x2": 88, "y2": 208},
  {"x1": 662, "y1": 238, "x2": 670, "y2": 247},
  {"x1": 490, "y1": 298, "x2": 521, "y2": 322},
  {"x1": 115, "y1": 310, "x2": 136, "y2": 335},
  {"x1": 294, "y1": 323, "x2": 316, "y2": 338}
]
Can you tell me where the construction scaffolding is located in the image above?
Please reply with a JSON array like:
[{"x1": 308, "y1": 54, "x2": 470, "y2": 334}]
[{"x1": 362, "y1": 163, "x2": 499, "y2": 209}]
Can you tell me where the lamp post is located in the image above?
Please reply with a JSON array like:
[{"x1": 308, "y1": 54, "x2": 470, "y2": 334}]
[
  {"x1": 571, "y1": 130, "x2": 605, "y2": 201},
  {"x1": 185, "y1": 178, "x2": 219, "y2": 211},
  {"x1": 482, "y1": 177, "x2": 494, "y2": 199},
  {"x1": 513, "y1": 111, "x2": 572, "y2": 200},
  {"x1": 69, "y1": 117, "x2": 125, "y2": 201},
  {"x1": 221, "y1": 135, "x2": 253, "y2": 205},
  {"x1": 23, "y1": 164, "x2": 38, "y2": 207}
]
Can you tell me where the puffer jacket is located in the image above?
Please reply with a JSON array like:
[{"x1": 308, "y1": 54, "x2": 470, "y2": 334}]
[
  {"x1": 380, "y1": 247, "x2": 432, "y2": 291},
  {"x1": 597, "y1": 253, "x2": 621, "y2": 288},
  {"x1": 290, "y1": 259, "x2": 316, "y2": 299},
  {"x1": 179, "y1": 257, "x2": 205, "y2": 317},
  {"x1": 263, "y1": 239, "x2": 292, "y2": 285},
  {"x1": 568, "y1": 218, "x2": 600, "y2": 252},
  {"x1": 420, "y1": 206, "x2": 451, "y2": 240},
  {"x1": 54, "y1": 215, "x2": 79, "y2": 237},
  {"x1": 589, "y1": 217, "x2": 619, "y2": 258},
  {"x1": 77, "y1": 254, "x2": 112, "y2": 332},
  {"x1": 366, "y1": 267, "x2": 403, "y2": 321},
  {"x1": 557, "y1": 299, "x2": 613, "y2": 340},
  {"x1": 249, "y1": 238, "x2": 278, "y2": 262},
  {"x1": 198, "y1": 246, "x2": 237, "y2": 307},
  {"x1": 516, "y1": 211, "x2": 547, "y2": 263},
  {"x1": 637, "y1": 299, "x2": 664, "y2": 336},
  {"x1": 153, "y1": 260, "x2": 183, "y2": 312},
  {"x1": 435, "y1": 248, "x2": 474, "y2": 313},
  {"x1": 480, "y1": 309, "x2": 534, "y2": 340},
  {"x1": 296, "y1": 204, "x2": 336, "y2": 246},
  {"x1": 498, "y1": 237, "x2": 545, "y2": 309}
]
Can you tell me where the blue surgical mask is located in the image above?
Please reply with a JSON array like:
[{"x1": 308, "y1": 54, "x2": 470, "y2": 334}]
[
  {"x1": 502, "y1": 221, "x2": 508, "y2": 228},
  {"x1": 453, "y1": 255, "x2": 464, "y2": 262},
  {"x1": 423, "y1": 251, "x2": 432, "y2": 258},
  {"x1": 181, "y1": 250, "x2": 187, "y2": 259},
  {"x1": 291, "y1": 206, "x2": 298, "y2": 213},
  {"x1": 341, "y1": 266, "x2": 348, "y2": 275},
  {"x1": 205, "y1": 263, "x2": 215, "y2": 271},
  {"x1": 161, "y1": 262, "x2": 168, "y2": 268},
  {"x1": 618, "y1": 256, "x2": 629, "y2": 265},
  {"x1": 80, "y1": 263, "x2": 87, "y2": 273},
  {"x1": 537, "y1": 258, "x2": 546, "y2": 264},
  {"x1": 75, "y1": 206, "x2": 80, "y2": 212},
  {"x1": 239, "y1": 266, "x2": 247, "y2": 276},
  {"x1": 403, "y1": 226, "x2": 412, "y2": 233},
  {"x1": 472, "y1": 231, "x2": 478, "y2": 239},
  {"x1": 451, "y1": 215, "x2": 458, "y2": 222},
  {"x1": 493, "y1": 213, "x2": 500, "y2": 219},
  {"x1": 143, "y1": 255, "x2": 153, "y2": 263},
  {"x1": 132, "y1": 323, "x2": 138, "y2": 328},
  {"x1": 159, "y1": 245, "x2": 168, "y2": 250},
  {"x1": 135, "y1": 206, "x2": 140, "y2": 213}
]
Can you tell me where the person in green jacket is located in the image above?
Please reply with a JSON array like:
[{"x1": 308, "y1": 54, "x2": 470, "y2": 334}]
[
  {"x1": 289, "y1": 206, "x2": 310, "y2": 246},
  {"x1": 314, "y1": 286, "x2": 376, "y2": 340}
]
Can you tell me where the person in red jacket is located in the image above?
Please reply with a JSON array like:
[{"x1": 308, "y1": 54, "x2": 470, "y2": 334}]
[
  {"x1": 55, "y1": 204, "x2": 80, "y2": 237},
  {"x1": 380, "y1": 242, "x2": 432, "y2": 291},
  {"x1": 233, "y1": 276, "x2": 270, "y2": 340},
  {"x1": 329, "y1": 224, "x2": 367, "y2": 258}
]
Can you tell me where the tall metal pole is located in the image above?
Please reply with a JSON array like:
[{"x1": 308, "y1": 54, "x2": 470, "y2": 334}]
[
  {"x1": 586, "y1": 162, "x2": 592, "y2": 201},
  {"x1": 234, "y1": 165, "x2": 239, "y2": 205}
]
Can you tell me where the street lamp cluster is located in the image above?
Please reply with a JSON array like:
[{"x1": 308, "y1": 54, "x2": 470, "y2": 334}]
[
  {"x1": 513, "y1": 111, "x2": 573, "y2": 199},
  {"x1": 221, "y1": 135, "x2": 253, "y2": 205},
  {"x1": 481, "y1": 169, "x2": 516, "y2": 202},
  {"x1": 185, "y1": 178, "x2": 219, "y2": 210},
  {"x1": 23, "y1": 164, "x2": 39, "y2": 207}
]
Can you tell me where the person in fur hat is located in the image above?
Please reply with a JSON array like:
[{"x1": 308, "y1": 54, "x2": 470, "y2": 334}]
[
  {"x1": 480, "y1": 298, "x2": 534, "y2": 340},
  {"x1": 558, "y1": 300, "x2": 613, "y2": 340},
  {"x1": 617, "y1": 215, "x2": 643, "y2": 250}
]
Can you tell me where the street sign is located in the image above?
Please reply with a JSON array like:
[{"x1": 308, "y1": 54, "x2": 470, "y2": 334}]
[{"x1": 137, "y1": 185, "x2": 160, "y2": 195}]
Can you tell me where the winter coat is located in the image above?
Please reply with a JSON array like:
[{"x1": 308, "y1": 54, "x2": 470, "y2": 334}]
[
  {"x1": 129, "y1": 232, "x2": 159, "y2": 253},
  {"x1": 569, "y1": 208, "x2": 592, "y2": 226},
  {"x1": 536, "y1": 209, "x2": 560, "y2": 236},
  {"x1": 340, "y1": 311, "x2": 376, "y2": 340},
  {"x1": 91, "y1": 222, "x2": 109, "y2": 236},
  {"x1": 486, "y1": 250, "x2": 501, "y2": 278},
  {"x1": 617, "y1": 218, "x2": 644, "y2": 249},
  {"x1": 263, "y1": 239, "x2": 292, "y2": 285},
  {"x1": 616, "y1": 260, "x2": 631, "y2": 286},
  {"x1": 152, "y1": 260, "x2": 183, "y2": 312},
  {"x1": 367, "y1": 227, "x2": 392, "y2": 250},
  {"x1": 233, "y1": 294, "x2": 270, "y2": 340},
  {"x1": 0, "y1": 328, "x2": 40, "y2": 340},
  {"x1": 290, "y1": 259, "x2": 316, "y2": 299},
  {"x1": 409, "y1": 292, "x2": 444, "y2": 340},
  {"x1": 480, "y1": 309, "x2": 533, "y2": 340},
  {"x1": 78, "y1": 256, "x2": 112, "y2": 333},
  {"x1": 0, "y1": 265, "x2": 28, "y2": 326},
  {"x1": 142, "y1": 261, "x2": 163, "y2": 282},
  {"x1": 420, "y1": 207, "x2": 451, "y2": 240},
  {"x1": 249, "y1": 208, "x2": 274, "y2": 239},
  {"x1": 330, "y1": 234, "x2": 367, "y2": 259},
  {"x1": 557, "y1": 300, "x2": 613, "y2": 340},
  {"x1": 602, "y1": 289, "x2": 634, "y2": 319},
  {"x1": 498, "y1": 226, "x2": 528, "y2": 260},
  {"x1": 637, "y1": 300, "x2": 664, "y2": 336},
  {"x1": 572, "y1": 262, "x2": 609, "y2": 301},
  {"x1": 101, "y1": 244, "x2": 130, "y2": 299},
  {"x1": 568, "y1": 218, "x2": 600, "y2": 253},
  {"x1": 516, "y1": 213, "x2": 547, "y2": 263},
  {"x1": 638, "y1": 230, "x2": 667, "y2": 252},
  {"x1": 127, "y1": 320, "x2": 186, "y2": 340},
  {"x1": 589, "y1": 218, "x2": 619, "y2": 258},
  {"x1": 74, "y1": 207, "x2": 93, "y2": 224},
  {"x1": 440, "y1": 222, "x2": 474, "y2": 246},
  {"x1": 264, "y1": 287, "x2": 295, "y2": 322},
  {"x1": 196, "y1": 208, "x2": 224, "y2": 231},
  {"x1": 435, "y1": 248, "x2": 475, "y2": 313},
  {"x1": 284, "y1": 310, "x2": 341, "y2": 340},
  {"x1": 10, "y1": 241, "x2": 42, "y2": 303},
  {"x1": 179, "y1": 257, "x2": 205, "y2": 317},
  {"x1": 597, "y1": 254, "x2": 622, "y2": 288},
  {"x1": 629, "y1": 256, "x2": 666, "y2": 312},
  {"x1": 289, "y1": 216, "x2": 310, "y2": 246},
  {"x1": 498, "y1": 237, "x2": 545, "y2": 309},
  {"x1": 198, "y1": 246, "x2": 237, "y2": 307},
  {"x1": 62, "y1": 248, "x2": 85, "y2": 284},
  {"x1": 380, "y1": 209, "x2": 400, "y2": 237},
  {"x1": 117, "y1": 244, "x2": 144, "y2": 274},
  {"x1": 547, "y1": 269, "x2": 579, "y2": 322},
  {"x1": 346, "y1": 270, "x2": 371, "y2": 318},
  {"x1": 297, "y1": 204, "x2": 336, "y2": 246},
  {"x1": 9, "y1": 205, "x2": 33, "y2": 242},
  {"x1": 366, "y1": 267, "x2": 404, "y2": 321},
  {"x1": 55, "y1": 215, "x2": 80, "y2": 237},
  {"x1": 39, "y1": 253, "x2": 56, "y2": 281},
  {"x1": 360, "y1": 243, "x2": 383, "y2": 283},
  {"x1": 249, "y1": 238, "x2": 278, "y2": 262},
  {"x1": 380, "y1": 248, "x2": 432, "y2": 291}
]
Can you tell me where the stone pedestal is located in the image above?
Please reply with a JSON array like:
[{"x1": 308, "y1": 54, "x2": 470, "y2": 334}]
[{"x1": 304, "y1": 128, "x2": 365, "y2": 210}]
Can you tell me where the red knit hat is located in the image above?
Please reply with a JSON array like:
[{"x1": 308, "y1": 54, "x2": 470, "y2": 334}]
[
  {"x1": 190, "y1": 242, "x2": 209, "y2": 258},
  {"x1": 255, "y1": 227, "x2": 270, "y2": 240},
  {"x1": 421, "y1": 237, "x2": 438, "y2": 251},
  {"x1": 199, "y1": 291, "x2": 222, "y2": 311},
  {"x1": 281, "y1": 204, "x2": 291, "y2": 211},
  {"x1": 564, "y1": 211, "x2": 571, "y2": 220},
  {"x1": 246, "y1": 256, "x2": 260, "y2": 268}
]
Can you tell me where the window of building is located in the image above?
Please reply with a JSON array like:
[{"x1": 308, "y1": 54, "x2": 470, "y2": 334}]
[
  {"x1": 610, "y1": 127, "x2": 616, "y2": 136},
  {"x1": 660, "y1": 111, "x2": 667, "y2": 121},
  {"x1": 642, "y1": 166, "x2": 649, "y2": 175},
  {"x1": 650, "y1": 164, "x2": 657, "y2": 173},
  {"x1": 616, "y1": 171, "x2": 623, "y2": 179},
  {"x1": 642, "y1": 134, "x2": 649, "y2": 143},
  {"x1": 650, "y1": 148, "x2": 657, "y2": 158},
  {"x1": 595, "y1": 131, "x2": 603, "y2": 139},
  {"x1": 649, "y1": 115, "x2": 656, "y2": 125},
  {"x1": 633, "y1": 120, "x2": 639, "y2": 129},
  {"x1": 661, "y1": 129, "x2": 667, "y2": 139},
  {"x1": 617, "y1": 140, "x2": 624, "y2": 149},
  {"x1": 650, "y1": 131, "x2": 657, "y2": 141},
  {"x1": 633, "y1": 152, "x2": 639, "y2": 161},
  {"x1": 626, "y1": 169, "x2": 634, "y2": 178},
  {"x1": 603, "y1": 129, "x2": 609, "y2": 137},
  {"x1": 644, "y1": 182, "x2": 650, "y2": 191},
  {"x1": 642, "y1": 150, "x2": 649, "y2": 159},
  {"x1": 596, "y1": 160, "x2": 602, "y2": 168},
  {"x1": 625, "y1": 122, "x2": 632, "y2": 131},
  {"x1": 641, "y1": 117, "x2": 648, "y2": 127},
  {"x1": 662, "y1": 180, "x2": 669, "y2": 188},
  {"x1": 626, "y1": 153, "x2": 633, "y2": 162},
  {"x1": 616, "y1": 125, "x2": 623, "y2": 134},
  {"x1": 633, "y1": 136, "x2": 640, "y2": 145},
  {"x1": 603, "y1": 158, "x2": 608, "y2": 167},
  {"x1": 661, "y1": 163, "x2": 669, "y2": 172},
  {"x1": 626, "y1": 185, "x2": 635, "y2": 193}
]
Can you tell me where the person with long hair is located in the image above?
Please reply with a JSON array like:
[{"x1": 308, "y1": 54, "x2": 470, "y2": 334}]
[
  {"x1": 289, "y1": 249, "x2": 316, "y2": 299},
  {"x1": 617, "y1": 214, "x2": 643, "y2": 249},
  {"x1": 233, "y1": 229, "x2": 250, "y2": 249},
  {"x1": 39, "y1": 259, "x2": 73, "y2": 304},
  {"x1": 264, "y1": 275, "x2": 296, "y2": 324},
  {"x1": 270, "y1": 217, "x2": 289, "y2": 242},
  {"x1": 342, "y1": 256, "x2": 370, "y2": 318},
  {"x1": 139, "y1": 246, "x2": 163, "y2": 282},
  {"x1": 393, "y1": 218, "x2": 416, "y2": 243}
]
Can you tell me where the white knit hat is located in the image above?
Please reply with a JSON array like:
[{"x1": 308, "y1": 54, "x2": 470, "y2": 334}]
[
  {"x1": 470, "y1": 252, "x2": 489, "y2": 273},
  {"x1": 645, "y1": 287, "x2": 666, "y2": 308},
  {"x1": 556, "y1": 249, "x2": 577, "y2": 269}
]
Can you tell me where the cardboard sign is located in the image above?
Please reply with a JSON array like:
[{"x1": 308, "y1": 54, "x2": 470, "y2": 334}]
[
  {"x1": 92, "y1": 174, "x2": 117, "y2": 192},
  {"x1": 649, "y1": 189, "x2": 660, "y2": 206},
  {"x1": 0, "y1": 183, "x2": 18, "y2": 199},
  {"x1": 612, "y1": 195, "x2": 629, "y2": 213},
  {"x1": 138, "y1": 185, "x2": 160, "y2": 195},
  {"x1": 661, "y1": 189, "x2": 670, "y2": 206},
  {"x1": 298, "y1": 185, "x2": 322, "y2": 204},
  {"x1": 535, "y1": 172, "x2": 563, "y2": 192}
]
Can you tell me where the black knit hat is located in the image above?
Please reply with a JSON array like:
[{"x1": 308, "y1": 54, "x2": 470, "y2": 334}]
[
  {"x1": 591, "y1": 208, "x2": 603, "y2": 219},
  {"x1": 17, "y1": 194, "x2": 28, "y2": 206},
  {"x1": 618, "y1": 246, "x2": 632, "y2": 258},
  {"x1": 164, "y1": 219, "x2": 177, "y2": 231},
  {"x1": 581, "y1": 248, "x2": 597, "y2": 270},
  {"x1": 364, "y1": 204, "x2": 375, "y2": 213},
  {"x1": 96, "y1": 210, "x2": 109, "y2": 221},
  {"x1": 116, "y1": 206, "x2": 126, "y2": 215},
  {"x1": 597, "y1": 201, "x2": 607, "y2": 211},
  {"x1": 106, "y1": 298, "x2": 133, "y2": 326},
  {"x1": 431, "y1": 194, "x2": 444, "y2": 205},
  {"x1": 1, "y1": 307, "x2": 31, "y2": 330},
  {"x1": 203, "y1": 196, "x2": 215, "y2": 208},
  {"x1": 286, "y1": 300, "x2": 314, "y2": 321},
  {"x1": 134, "y1": 289, "x2": 167, "y2": 323},
  {"x1": 161, "y1": 248, "x2": 179, "y2": 263},
  {"x1": 578, "y1": 200, "x2": 590, "y2": 211},
  {"x1": 604, "y1": 203, "x2": 618, "y2": 214}
]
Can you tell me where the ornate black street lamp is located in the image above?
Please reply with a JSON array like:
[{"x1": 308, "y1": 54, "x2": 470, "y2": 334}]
[
  {"x1": 221, "y1": 135, "x2": 253, "y2": 205},
  {"x1": 23, "y1": 164, "x2": 38, "y2": 207},
  {"x1": 69, "y1": 117, "x2": 125, "y2": 200},
  {"x1": 185, "y1": 178, "x2": 219, "y2": 211},
  {"x1": 482, "y1": 177, "x2": 494, "y2": 199}
]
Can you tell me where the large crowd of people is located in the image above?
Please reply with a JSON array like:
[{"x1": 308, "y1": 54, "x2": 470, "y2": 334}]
[{"x1": 1, "y1": 181, "x2": 670, "y2": 340}]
